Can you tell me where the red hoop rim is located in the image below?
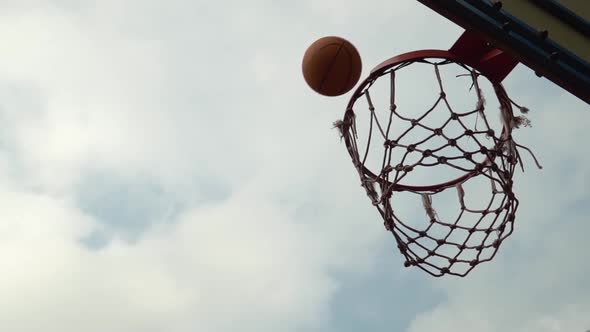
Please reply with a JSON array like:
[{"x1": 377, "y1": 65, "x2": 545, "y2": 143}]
[{"x1": 343, "y1": 49, "x2": 508, "y2": 193}]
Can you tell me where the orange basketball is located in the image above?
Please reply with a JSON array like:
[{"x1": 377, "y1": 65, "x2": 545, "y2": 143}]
[{"x1": 302, "y1": 36, "x2": 362, "y2": 97}]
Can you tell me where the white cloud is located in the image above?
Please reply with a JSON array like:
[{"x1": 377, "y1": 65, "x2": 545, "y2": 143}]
[
  {"x1": 0, "y1": 2, "x2": 386, "y2": 331},
  {"x1": 0, "y1": 1, "x2": 588, "y2": 332},
  {"x1": 0, "y1": 179, "x2": 378, "y2": 331}
]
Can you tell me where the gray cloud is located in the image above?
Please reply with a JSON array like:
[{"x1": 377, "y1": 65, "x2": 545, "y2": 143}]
[{"x1": 0, "y1": 1, "x2": 587, "y2": 332}]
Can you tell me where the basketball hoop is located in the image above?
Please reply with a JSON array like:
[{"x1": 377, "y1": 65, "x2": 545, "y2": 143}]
[{"x1": 334, "y1": 49, "x2": 541, "y2": 277}]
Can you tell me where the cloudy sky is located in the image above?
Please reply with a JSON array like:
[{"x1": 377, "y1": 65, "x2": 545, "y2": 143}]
[{"x1": 0, "y1": 1, "x2": 589, "y2": 331}]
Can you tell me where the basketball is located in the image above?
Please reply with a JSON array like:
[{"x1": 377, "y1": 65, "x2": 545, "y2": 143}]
[{"x1": 302, "y1": 36, "x2": 362, "y2": 97}]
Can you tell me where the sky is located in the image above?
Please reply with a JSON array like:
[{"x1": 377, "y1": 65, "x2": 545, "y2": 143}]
[{"x1": 0, "y1": 1, "x2": 589, "y2": 331}]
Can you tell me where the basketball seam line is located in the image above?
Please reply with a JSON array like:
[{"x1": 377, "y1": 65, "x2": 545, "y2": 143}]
[
  {"x1": 318, "y1": 42, "x2": 345, "y2": 94},
  {"x1": 341, "y1": 47, "x2": 356, "y2": 95}
]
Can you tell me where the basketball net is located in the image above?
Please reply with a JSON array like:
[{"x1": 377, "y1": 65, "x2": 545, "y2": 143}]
[{"x1": 334, "y1": 54, "x2": 541, "y2": 277}]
